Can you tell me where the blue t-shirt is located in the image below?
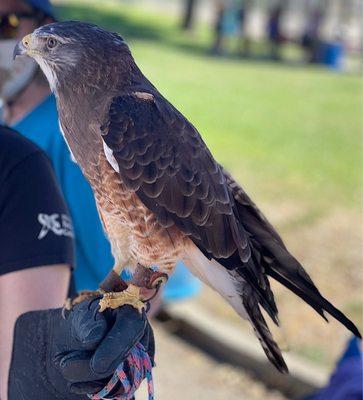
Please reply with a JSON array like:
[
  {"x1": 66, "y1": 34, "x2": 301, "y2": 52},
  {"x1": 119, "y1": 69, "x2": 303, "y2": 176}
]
[
  {"x1": 12, "y1": 95, "x2": 200, "y2": 299},
  {"x1": 306, "y1": 337, "x2": 362, "y2": 400}
]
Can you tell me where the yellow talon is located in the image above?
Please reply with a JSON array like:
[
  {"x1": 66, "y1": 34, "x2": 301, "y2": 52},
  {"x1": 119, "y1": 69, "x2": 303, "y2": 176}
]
[{"x1": 99, "y1": 284, "x2": 145, "y2": 313}]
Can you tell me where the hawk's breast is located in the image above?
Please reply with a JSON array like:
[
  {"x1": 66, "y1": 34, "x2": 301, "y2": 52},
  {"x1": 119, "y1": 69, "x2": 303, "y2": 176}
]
[{"x1": 91, "y1": 152, "x2": 187, "y2": 272}]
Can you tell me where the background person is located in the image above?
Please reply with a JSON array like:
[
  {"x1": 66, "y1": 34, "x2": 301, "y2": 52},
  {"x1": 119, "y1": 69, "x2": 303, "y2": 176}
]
[
  {"x1": 304, "y1": 337, "x2": 362, "y2": 400},
  {"x1": 267, "y1": 1, "x2": 285, "y2": 61},
  {"x1": 236, "y1": 0, "x2": 251, "y2": 57},
  {"x1": 0, "y1": 125, "x2": 74, "y2": 399},
  {"x1": 301, "y1": 6, "x2": 324, "y2": 63},
  {"x1": 0, "y1": 0, "x2": 200, "y2": 304},
  {"x1": 210, "y1": 1, "x2": 227, "y2": 55}
]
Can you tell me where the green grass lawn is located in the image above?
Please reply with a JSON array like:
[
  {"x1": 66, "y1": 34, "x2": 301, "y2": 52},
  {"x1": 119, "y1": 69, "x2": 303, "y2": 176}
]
[{"x1": 56, "y1": 0, "x2": 362, "y2": 218}]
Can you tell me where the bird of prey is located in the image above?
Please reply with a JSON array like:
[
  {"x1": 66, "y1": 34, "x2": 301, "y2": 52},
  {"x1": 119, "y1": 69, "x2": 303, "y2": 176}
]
[{"x1": 14, "y1": 21, "x2": 361, "y2": 373}]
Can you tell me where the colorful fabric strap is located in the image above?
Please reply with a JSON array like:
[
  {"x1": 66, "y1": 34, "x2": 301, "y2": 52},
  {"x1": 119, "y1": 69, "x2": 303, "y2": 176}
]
[{"x1": 88, "y1": 343, "x2": 154, "y2": 400}]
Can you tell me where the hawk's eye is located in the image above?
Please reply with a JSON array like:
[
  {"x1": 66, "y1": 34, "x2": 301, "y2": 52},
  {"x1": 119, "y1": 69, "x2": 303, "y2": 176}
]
[{"x1": 47, "y1": 37, "x2": 58, "y2": 49}]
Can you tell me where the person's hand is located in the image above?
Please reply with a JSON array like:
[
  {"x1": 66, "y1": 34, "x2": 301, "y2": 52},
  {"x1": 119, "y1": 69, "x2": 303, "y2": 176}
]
[
  {"x1": 9, "y1": 300, "x2": 154, "y2": 400},
  {"x1": 58, "y1": 301, "x2": 155, "y2": 397}
]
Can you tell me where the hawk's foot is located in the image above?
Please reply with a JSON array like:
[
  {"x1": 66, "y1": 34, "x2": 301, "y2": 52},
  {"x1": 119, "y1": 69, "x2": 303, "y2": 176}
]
[{"x1": 98, "y1": 284, "x2": 145, "y2": 313}]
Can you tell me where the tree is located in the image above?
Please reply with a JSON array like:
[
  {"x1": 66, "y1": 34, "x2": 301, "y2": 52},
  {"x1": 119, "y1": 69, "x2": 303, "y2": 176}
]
[{"x1": 181, "y1": 0, "x2": 198, "y2": 30}]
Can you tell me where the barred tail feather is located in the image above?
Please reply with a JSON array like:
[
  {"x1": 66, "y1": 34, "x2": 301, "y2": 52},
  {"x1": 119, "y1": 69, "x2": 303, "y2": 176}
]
[
  {"x1": 242, "y1": 283, "x2": 288, "y2": 373},
  {"x1": 185, "y1": 245, "x2": 288, "y2": 373}
]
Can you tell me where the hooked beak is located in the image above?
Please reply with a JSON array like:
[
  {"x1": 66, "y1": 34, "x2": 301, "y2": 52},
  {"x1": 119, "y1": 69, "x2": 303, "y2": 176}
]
[{"x1": 13, "y1": 34, "x2": 33, "y2": 60}]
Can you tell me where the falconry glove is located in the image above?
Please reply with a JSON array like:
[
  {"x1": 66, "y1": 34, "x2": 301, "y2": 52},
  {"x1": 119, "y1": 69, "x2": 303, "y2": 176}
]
[{"x1": 9, "y1": 300, "x2": 155, "y2": 400}]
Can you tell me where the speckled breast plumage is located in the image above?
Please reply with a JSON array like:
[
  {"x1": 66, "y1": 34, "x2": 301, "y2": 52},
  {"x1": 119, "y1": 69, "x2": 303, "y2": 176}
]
[{"x1": 87, "y1": 153, "x2": 186, "y2": 274}]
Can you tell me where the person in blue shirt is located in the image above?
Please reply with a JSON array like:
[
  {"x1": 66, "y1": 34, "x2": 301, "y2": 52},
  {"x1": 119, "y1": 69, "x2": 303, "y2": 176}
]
[
  {"x1": 304, "y1": 337, "x2": 362, "y2": 400},
  {"x1": 0, "y1": 0, "x2": 200, "y2": 300}
]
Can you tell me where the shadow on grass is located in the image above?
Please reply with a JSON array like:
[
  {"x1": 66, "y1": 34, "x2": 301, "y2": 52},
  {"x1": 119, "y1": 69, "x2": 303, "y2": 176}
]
[
  {"x1": 55, "y1": 2, "x2": 211, "y2": 56},
  {"x1": 55, "y1": 2, "x2": 308, "y2": 68},
  {"x1": 55, "y1": 4, "x2": 165, "y2": 41}
]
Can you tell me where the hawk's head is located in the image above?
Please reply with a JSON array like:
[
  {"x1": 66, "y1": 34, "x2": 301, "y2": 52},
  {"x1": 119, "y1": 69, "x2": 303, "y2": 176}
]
[{"x1": 14, "y1": 21, "x2": 131, "y2": 92}]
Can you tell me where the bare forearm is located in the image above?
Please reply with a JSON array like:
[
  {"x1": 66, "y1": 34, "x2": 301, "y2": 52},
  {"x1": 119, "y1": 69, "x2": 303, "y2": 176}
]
[{"x1": 0, "y1": 265, "x2": 70, "y2": 400}]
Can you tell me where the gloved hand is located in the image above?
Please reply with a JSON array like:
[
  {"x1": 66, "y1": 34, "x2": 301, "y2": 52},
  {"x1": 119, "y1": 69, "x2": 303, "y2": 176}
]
[{"x1": 8, "y1": 300, "x2": 155, "y2": 400}]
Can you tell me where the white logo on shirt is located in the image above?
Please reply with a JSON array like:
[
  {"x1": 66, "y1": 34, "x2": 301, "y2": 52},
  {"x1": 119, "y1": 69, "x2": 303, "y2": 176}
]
[{"x1": 37, "y1": 213, "x2": 74, "y2": 240}]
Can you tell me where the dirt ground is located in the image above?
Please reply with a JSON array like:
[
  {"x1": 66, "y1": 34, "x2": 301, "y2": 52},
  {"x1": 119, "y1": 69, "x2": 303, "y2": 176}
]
[
  {"x1": 136, "y1": 322, "x2": 287, "y2": 400},
  {"x1": 197, "y1": 204, "x2": 363, "y2": 367}
]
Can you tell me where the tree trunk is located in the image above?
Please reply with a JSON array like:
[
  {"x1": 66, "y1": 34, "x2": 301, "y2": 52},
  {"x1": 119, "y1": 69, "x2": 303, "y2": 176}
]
[{"x1": 181, "y1": 0, "x2": 198, "y2": 30}]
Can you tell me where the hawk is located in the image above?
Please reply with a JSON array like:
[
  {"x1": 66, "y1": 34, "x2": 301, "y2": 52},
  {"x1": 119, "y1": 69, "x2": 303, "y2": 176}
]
[{"x1": 14, "y1": 21, "x2": 361, "y2": 373}]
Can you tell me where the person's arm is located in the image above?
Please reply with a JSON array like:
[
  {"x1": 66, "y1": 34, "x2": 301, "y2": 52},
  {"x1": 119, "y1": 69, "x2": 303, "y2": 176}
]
[
  {"x1": 0, "y1": 265, "x2": 70, "y2": 400},
  {"x1": 0, "y1": 133, "x2": 75, "y2": 399}
]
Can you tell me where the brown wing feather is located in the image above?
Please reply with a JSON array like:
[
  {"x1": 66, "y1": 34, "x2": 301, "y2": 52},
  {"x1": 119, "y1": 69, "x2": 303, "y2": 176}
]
[{"x1": 101, "y1": 92, "x2": 250, "y2": 261}]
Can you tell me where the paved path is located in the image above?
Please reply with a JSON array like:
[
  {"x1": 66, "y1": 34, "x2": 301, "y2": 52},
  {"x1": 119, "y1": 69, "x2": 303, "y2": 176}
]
[{"x1": 136, "y1": 322, "x2": 287, "y2": 400}]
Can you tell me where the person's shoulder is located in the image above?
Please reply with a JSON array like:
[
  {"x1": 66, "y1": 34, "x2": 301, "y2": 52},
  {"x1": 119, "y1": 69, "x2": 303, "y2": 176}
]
[
  {"x1": 0, "y1": 125, "x2": 50, "y2": 181},
  {"x1": 0, "y1": 125, "x2": 43, "y2": 160}
]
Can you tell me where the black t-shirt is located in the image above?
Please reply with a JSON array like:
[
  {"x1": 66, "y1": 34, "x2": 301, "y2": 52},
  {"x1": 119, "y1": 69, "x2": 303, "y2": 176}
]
[{"x1": 0, "y1": 126, "x2": 74, "y2": 275}]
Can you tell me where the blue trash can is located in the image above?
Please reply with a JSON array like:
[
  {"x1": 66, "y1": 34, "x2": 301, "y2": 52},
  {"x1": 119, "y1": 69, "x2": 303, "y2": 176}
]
[{"x1": 320, "y1": 41, "x2": 345, "y2": 70}]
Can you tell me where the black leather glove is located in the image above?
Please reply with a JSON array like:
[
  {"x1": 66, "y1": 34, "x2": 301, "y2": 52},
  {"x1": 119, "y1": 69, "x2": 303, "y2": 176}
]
[{"x1": 9, "y1": 300, "x2": 155, "y2": 400}]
